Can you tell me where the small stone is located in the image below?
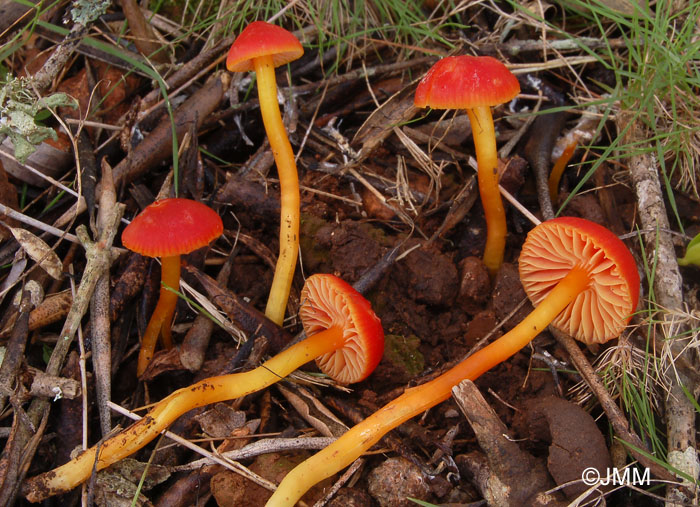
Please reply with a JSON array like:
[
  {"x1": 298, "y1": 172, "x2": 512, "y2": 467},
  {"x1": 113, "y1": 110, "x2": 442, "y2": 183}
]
[{"x1": 367, "y1": 457, "x2": 432, "y2": 507}]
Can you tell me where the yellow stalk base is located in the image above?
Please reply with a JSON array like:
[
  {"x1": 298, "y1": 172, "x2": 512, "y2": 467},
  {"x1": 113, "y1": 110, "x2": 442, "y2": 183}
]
[{"x1": 24, "y1": 326, "x2": 344, "y2": 502}]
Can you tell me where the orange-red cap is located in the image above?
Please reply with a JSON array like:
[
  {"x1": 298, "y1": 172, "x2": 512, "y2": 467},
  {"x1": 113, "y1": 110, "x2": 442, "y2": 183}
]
[
  {"x1": 226, "y1": 21, "x2": 303, "y2": 73},
  {"x1": 414, "y1": 55, "x2": 520, "y2": 109},
  {"x1": 122, "y1": 198, "x2": 223, "y2": 258},
  {"x1": 518, "y1": 217, "x2": 639, "y2": 344},
  {"x1": 299, "y1": 274, "x2": 384, "y2": 384}
]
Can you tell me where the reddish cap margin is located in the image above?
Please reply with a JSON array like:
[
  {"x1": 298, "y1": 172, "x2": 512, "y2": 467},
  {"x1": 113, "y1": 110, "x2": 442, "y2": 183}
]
[
  {"x1": 518, "y1": 216, "x2": 640, "y2": 344},
  {"x1": 414, "y1": 55, "x2": 520, "y2": 109},
  {"x1": 122, "y1": 198, "x2": 223, "y2": 258},
  {"x1": 300, "y1": 273, "x2": 385, "y2": 384},
  {"x1": 227, "y1": 21, "x2": 303, "y2": 72}
]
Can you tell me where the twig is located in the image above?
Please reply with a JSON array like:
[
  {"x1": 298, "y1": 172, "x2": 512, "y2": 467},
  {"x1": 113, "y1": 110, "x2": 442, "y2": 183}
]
[
  {"x1": 12, "y1": 183, "x2": 124, "y2": 504},
  {"x1": 0, "y1": 201, "x2": 79, "y2": 244},
  {"x1": 91, "y1": 160, "x2": 118, "y2": 437},
  {"x1": 551, "y1": 328, "x2": 676, "y2": 484},
  {"x1": 618, "y1": 112, "x2": 699, "y2": 503},
  {"x1": 107, "y1": 401, "x2": 278, "y2": 491},
  {"x1": 172, "y1": 437, "x2": 338, "y2": 472},
  {"x1": 0, "y1": 287, "x2": 35, "y2": 415}
]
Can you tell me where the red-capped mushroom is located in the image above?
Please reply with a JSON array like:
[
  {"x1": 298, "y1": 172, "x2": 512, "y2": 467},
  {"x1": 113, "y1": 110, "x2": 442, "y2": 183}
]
[
  {"x1": 23, "y1": 274, "x2": 384, "y2": 502},
  {"x1": 414, "y1": 55, "x2": 520, "y2": 276},
  {"x1": 227, "y1": 21, "x2": 304, "y2": 326},
  {"x1": 268, "y1": 217, "x2": 639, "y2": 506},
  {"x1": 122, "y1": 198, "x2": 223, "y2": 376}
]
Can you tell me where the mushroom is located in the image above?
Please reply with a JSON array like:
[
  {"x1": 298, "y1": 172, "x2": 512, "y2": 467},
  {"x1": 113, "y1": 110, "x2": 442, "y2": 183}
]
[
  {"x1": 268, "y1": 217, "x2": 639, "y2": 506},
  {"x1": 414, "y1": 55, "x2": 520, "y2": 276},
  {"x1": 227, "y1": 21, "x2": 304, "y2": 326},
  {"x1": 121, "y1": 198, "x2": 223, "y2": 376},
  {"x1": 23, "y1": 274, "x2": 384, "y2": 502}
]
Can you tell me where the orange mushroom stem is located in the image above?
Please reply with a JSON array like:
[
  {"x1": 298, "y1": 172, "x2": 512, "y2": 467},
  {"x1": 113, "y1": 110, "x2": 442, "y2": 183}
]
[
  {"x1": 138, "y1": 255, "x2": 179, "y2": 358},
  {"x1": 548, "y1": 139, "x2": 578, "y2": 203},
  {"x1": 227, "y1": 21, "x2": 304, "y2": 326},
  {"x1": 23, "y1": 274, "x2": 384, "y2": 502},
  {"x1": 121, "y1": 198, "x2": 223, "y2": 376},
  {"x1": 268, "y1": 217, "x2": 640, "y2": 506},
  {"x1": 414, "y1": 55, "x2": 520, "y2": 277}
]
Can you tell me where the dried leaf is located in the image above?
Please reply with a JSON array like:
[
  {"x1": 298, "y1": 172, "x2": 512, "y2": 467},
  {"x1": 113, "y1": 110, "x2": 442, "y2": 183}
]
[
  {"x1": 9, "y1": 227, "x2": 63, "y2": 279},
  {"x1": 195, "y1": 404, "x2": 247, "y2": 438}
]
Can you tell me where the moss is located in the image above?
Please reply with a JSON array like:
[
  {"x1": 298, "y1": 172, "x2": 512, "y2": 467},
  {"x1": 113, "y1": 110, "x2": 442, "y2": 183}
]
[
  {"x1": 357, "y1": 221, "x2": 393, "y2": 248},
  {"x1": 299, "y1": 213, "x2": 331, "y2": 272},
  {"x1": 384, "y1": 334, "x2": 424, "y2": 376}
]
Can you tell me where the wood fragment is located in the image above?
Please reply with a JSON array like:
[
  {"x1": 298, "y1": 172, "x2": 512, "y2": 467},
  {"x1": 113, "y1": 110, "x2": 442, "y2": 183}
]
[
  {"x1": 179, "y1": 248, "x2": 234, "y2": 371},
  {"x1": 111, "y1": 72, "x2": 229, "y2": 189},
  {"x1": 119, "y1": 0, "x2": 168, "y2": 63},
  {"x1": 0, "y1": 287, "x2": 35, "y2": 415},
  {"x1": 91, "y1": 160, "x2": 118, "y2": 437},
  {"x1": 618, "y1": 112, "x2": 699, "y2": 503},
  {"x1": 0, "y1": 290, "x2": 71, "y2": 338},
  {"x1": 452, "y1": 380, "x2": 559, "y2": 506},
  {"x1": 28, "y1": 368, "x2": 81, "y2": 400}
]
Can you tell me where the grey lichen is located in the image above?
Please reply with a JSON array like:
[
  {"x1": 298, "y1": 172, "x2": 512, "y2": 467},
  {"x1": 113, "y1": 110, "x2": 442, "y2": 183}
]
[
  {"x1": 0, "y1": 76, "x2": 76, "y2": 163},
  {"x1": 70, "y1": 0, "x2": 111, "y2": 25}
]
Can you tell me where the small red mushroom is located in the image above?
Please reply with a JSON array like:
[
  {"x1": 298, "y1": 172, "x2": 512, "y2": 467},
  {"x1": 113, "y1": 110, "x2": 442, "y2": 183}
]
[
  {"x1": 23, "y1": 274, "x2": 384, "y2": 502},
  {"x1": 414, "y1": 55, "x2": 520, "y2": 277},
  {"x1": 268, "y1": 217, "x2": 639, "y2": 506},
  {"x1": 121, "y1": 198, "x2": 223, "y2": 376},
  {"x1": 227, "y1": 21, "x2": 304, "y2": 326}
]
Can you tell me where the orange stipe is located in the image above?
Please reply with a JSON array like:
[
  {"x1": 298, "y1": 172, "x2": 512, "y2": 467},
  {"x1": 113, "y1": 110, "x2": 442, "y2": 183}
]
[
  {"x1": 267, "y1": 218, "x2": 639, "y2": 506},
  {"x1": 548, "y1": 140, "x2": 578, "y2": 203}
]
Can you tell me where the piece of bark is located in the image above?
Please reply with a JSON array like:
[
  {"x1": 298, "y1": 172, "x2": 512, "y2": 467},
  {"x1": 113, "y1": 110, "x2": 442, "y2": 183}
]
[
  {"x1": 452, "y1": 380, "x2": 561, "y2": 506},
  {"x1": 27, "y1": 369, "x2": 81, "y2": 400},
  {"x1": 109, "y1": 252, "x2": 148, "y2": 323},
  {"x1": 119, "y1": 0, "x2": 168, "y2": 63},
  {"x1": 91, "y1": 160, "x2": 118, "y2": 437},
  {"x1": 525, "y1": 395, "x2": 612, "y2": 500},
  {"x1": 0, "y1": 287, "x2": 35, "y2": 414}
]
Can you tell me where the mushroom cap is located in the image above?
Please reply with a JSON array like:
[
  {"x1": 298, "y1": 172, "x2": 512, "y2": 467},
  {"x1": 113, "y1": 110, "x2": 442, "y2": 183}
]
[
  {"x1": 226, "y1": 21, "x2": 303, "y2": 73},
  {"x1": 518, "y1": 217, "x2": 639, "y2": 344},
  {"x1": 122, "y1": 198, "x2": 223, "y2": 258},
  {"x1": 299, "y1": 274, "x2": 384, "y2": 384},
  {"x1": 414, "y1": 55, "x2": 520, "y2": 109}
]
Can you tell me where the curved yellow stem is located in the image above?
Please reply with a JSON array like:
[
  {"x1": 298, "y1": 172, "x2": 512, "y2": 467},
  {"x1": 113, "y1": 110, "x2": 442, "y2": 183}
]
[
  {"x1": 24, "y1": 326, "x2": 345, "y2": 502},
  {"x1": 466, "y1": 106, "x2": 506, "y2": 277},
  {"x1": 137, "y1": 255, "x2": 180, "y2": 376},
  {"x1": 254, "y1": 55, "x2": 300, "y2": 326},
  {"x1": 266, "y1": 266, "x2": 592, "y2": 506}
]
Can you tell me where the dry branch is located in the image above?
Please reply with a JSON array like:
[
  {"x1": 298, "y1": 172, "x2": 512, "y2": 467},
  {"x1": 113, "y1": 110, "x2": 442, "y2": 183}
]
[{"x1": 618, "y1": 111, "x2": 699, "y2": 504}]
